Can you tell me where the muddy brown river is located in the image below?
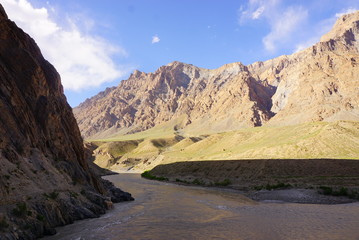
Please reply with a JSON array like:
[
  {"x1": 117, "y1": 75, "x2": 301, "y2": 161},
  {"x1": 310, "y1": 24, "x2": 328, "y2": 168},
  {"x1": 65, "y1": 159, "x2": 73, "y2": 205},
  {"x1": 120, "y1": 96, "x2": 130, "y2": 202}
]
[{"x1": 44, "y1": 174, "x2": 359, "y2": 240}]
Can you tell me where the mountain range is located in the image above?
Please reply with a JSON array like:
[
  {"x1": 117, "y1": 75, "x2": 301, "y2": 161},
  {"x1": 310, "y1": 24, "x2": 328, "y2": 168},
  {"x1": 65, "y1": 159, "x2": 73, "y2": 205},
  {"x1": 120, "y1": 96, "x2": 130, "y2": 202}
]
[{"x1": 74, "y1": 11, "x2": 359, "y2": 140}]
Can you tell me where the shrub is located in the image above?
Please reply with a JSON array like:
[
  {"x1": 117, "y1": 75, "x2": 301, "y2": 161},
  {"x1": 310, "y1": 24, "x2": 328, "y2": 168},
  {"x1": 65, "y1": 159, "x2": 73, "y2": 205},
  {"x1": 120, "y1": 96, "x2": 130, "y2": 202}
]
[
  {"x1": 319, "y1": 186, "x2": 333, "y2": 195},
  {"x1": 49, "y1": 191, "x2": 59, "y2": 200},
  {"x1": 254, "y1": 182, "x2": 292, "y2": 191},
  {"x1": 175, "y1": 178, "x2": 192, "y2": 184},
  {"x1": 36, "y1": 214, "x2": 45, "y2": 222},
  {"x1": 192, "y1": 179, "x2": 205, "y2": 185},
  {"x1": 348, "y1": 190, "x2": 359, "y2": 200},
  {"x1": 12, "y1": 202, "x2": 27, "y2": 217},
  {"x1": 215, "y1": 179, "x2": 232, "y2": 186},
  {"x1": 43, "y1": 191, "x2": 59, "y2": 200},
  {"x1": 337, "y1": 187, "x2": 348, "y2": 196},
  {"x1": 319, "y1": 186, "x2": 351, "y2": 197},
  {"x1": 69, "y1": 191, "x2": 79, "y2": 198},
  {"x1": 141, "y1": 171, "x2": 168, "y2": 181}
]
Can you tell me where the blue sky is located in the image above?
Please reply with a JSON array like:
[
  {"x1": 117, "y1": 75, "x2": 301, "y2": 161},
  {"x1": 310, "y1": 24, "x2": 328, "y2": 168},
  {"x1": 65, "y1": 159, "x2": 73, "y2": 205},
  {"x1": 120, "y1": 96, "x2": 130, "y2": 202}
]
[{"x1": 2, "y1": 0, "x2": 359, "y2": 107}]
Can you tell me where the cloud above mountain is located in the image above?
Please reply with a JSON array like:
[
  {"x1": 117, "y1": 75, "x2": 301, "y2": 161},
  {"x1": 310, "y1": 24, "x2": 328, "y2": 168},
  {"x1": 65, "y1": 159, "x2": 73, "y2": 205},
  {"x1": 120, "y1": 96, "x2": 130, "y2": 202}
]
[
  {"x1": 2, "y1": 0, "x2": 129, "y2": 91},
  {"x1": 238, "y1": 0, "x2": 308, "y2": 53}
]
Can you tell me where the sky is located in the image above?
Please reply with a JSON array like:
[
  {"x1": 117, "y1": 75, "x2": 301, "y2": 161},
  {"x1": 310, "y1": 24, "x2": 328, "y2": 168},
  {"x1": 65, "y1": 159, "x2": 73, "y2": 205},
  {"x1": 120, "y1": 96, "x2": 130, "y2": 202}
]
[{"x1": 2, "y1": 0, "x2": 359, "y2": 107}]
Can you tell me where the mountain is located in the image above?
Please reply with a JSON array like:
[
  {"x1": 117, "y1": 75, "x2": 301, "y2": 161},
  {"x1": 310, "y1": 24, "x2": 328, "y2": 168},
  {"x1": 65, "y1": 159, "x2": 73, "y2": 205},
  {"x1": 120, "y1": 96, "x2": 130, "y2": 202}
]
[
  {"x1": 74, "y1": 11, "x2": 359, "y2": 140},
  {"x1": 74, "y1": 62, "x2": 274, "y2": 139},
  {"x1": 0, "y1": 5, "x2": 132, "y2": 239}
]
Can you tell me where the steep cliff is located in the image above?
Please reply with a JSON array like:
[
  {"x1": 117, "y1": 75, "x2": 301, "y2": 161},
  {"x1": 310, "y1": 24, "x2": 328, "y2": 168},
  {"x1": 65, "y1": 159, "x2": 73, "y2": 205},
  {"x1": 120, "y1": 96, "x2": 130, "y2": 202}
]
[
  {"x1": 74, "y1": 11, "x2": 359, "y2": 140},
  {"x1": 0, "y1": 5, "x2": 132, "y2": 239}
]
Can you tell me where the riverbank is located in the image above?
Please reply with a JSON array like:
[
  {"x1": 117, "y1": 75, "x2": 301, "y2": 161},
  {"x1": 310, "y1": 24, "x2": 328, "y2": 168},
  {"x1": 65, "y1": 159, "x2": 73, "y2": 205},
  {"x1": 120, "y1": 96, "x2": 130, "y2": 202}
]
[{"x1": 145, "y1": 159, "x2": 359, "y2": 204}]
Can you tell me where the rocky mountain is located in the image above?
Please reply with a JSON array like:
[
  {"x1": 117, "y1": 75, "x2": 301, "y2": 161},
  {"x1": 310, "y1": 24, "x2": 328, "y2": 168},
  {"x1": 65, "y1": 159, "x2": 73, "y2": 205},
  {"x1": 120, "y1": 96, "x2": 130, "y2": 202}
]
[
  {"x1": 74, "y1": 11, "x2": 359, "y2": 140},
  {"x1": 74, "y1": 62, "x2": 275, "y2": 139},
  {"x1": 0, "y1": 5, "x2": 132, "y2": 240}
]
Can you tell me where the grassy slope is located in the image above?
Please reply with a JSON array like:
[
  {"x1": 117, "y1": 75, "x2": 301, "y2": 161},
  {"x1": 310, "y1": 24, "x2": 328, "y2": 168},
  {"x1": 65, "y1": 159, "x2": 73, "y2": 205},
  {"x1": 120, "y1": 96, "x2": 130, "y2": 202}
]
[
  {"x1": 94, "y1": 115, "x2": 189, "y2": 142},
  {"x1": 165, "y1": 121, "x2": 359, "y2": 161},
  {"x1": 89, "y1": 121, "x2": 359, "y2": 171}
]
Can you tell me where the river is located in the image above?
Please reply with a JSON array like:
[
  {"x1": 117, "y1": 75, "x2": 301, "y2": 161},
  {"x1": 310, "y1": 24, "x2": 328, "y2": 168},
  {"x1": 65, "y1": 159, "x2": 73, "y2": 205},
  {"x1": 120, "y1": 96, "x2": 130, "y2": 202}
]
[{"x1": 44, "y1": 174, "x2": 359, "y2": 240}]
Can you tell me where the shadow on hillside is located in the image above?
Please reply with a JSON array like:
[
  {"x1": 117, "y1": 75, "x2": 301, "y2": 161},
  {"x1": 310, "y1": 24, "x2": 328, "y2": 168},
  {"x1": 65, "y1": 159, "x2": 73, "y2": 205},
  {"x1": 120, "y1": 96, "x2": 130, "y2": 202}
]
[{"x1": 149, "y1": 159, "x2": 359, "y2": 188}]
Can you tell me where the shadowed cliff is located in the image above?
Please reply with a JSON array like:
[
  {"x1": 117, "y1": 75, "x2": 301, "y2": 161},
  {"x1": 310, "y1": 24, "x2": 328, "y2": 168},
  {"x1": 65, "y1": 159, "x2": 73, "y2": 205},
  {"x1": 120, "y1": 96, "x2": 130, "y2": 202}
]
[{"x1": 0, "y1": 4, "x2": 132, "y2": 239}]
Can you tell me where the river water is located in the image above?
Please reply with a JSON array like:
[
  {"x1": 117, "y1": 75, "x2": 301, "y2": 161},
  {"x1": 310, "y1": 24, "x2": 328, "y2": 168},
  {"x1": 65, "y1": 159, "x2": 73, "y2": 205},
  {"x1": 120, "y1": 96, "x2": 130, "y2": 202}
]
[{"x1": 44, "y1": 174, "x2": 359, "y2": 240}]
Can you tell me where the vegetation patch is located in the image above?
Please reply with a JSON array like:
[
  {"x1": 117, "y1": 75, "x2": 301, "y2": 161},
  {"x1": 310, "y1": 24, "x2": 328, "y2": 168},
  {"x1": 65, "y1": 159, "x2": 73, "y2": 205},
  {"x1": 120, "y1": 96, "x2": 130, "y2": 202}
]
[
  {"x1": 214, "y1": 179, "x2": 232, "y2": 186},
  {"x1": 43, "y1": 191, "x2": 59, "y2": 200},
  {"x1": 12, "y1": 202, "x2": 28, "y2": 217},
  {"x1": 175, "y1": 178, "x2": 231, "y2": 187},
  {"x1": 141, "y1": 171, "x2": 169, "y2": 181},
  {"x1": 192, "y1": 179, "x2": 205, "y2": 185},
  {"x1": 69, "y1": 191, "x2": 79, "y2": 198},
  {"x1": 254, "y1": 182, "x2": 292, "y2": 191},
  {"x1": 175, "y1": 178, "x2": 190, "y2": 184},
  {"x1": 36, "y1": 214, "x2": 45, "y2": 222},
  {"x1": 318, "y1": 186, "x2": 359, "y2": 199}
]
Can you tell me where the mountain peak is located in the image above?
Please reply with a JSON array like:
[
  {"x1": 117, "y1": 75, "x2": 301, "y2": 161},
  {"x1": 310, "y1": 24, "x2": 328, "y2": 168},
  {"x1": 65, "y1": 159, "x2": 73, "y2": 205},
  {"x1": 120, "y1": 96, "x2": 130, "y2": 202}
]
[
  {"x1": 166, "y1": 61, "x2": 187, "y2": 67},
  {"x1": 320, "y1": 10, "x2": 359, "y2": 42},
  {"x1": 130, "y1": 69, "x2": 144, "y2": 78}
]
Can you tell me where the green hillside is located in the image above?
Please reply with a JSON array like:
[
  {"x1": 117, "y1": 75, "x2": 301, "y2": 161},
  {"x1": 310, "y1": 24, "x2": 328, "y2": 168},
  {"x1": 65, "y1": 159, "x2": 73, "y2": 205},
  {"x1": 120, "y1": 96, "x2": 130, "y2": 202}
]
[{"x1": 89, "y1": 121, "x2": 359, "y2": 172}]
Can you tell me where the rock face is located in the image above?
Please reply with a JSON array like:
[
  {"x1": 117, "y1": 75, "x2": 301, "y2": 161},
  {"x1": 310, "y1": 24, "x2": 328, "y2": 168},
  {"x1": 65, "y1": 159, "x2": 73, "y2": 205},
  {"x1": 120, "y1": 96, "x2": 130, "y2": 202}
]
[
  {"x1": 74, "y1": 11, "x2": 359, "y2": 140},
  {"x1": 0, "y1": 5, "x2": 132, "y2": 240}
]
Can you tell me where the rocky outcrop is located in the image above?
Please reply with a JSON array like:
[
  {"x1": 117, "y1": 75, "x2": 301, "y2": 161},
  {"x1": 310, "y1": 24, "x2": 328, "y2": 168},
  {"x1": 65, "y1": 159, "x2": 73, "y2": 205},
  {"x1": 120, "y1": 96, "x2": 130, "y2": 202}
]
[
  {"x1": 0, "y1": 4, "x2": 132, "y2": 239},
  {"x1": 74, "y1": 11, "x2": 359, "y2": 139}
]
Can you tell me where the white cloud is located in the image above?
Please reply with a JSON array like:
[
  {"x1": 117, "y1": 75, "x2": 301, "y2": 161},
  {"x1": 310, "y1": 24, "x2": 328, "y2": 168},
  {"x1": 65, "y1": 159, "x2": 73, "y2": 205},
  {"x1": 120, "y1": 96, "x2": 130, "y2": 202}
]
[
  {"x1": 239, "y1": 0, "x2": 308, "y2": 53},
  {"x1": 238, "y1": 0, "x2": 279, "y2": 23},
  {"x1": 263, "y1": 6, "x2": 308, "y2": 52},
  {"x1": 152, "y1": 35, "x2": 160, "y2": 44},
  {"x1": 2, "y1": 0, "x2": 128, "y2": 91},
  {"x1": 335, "y1": 8, "x2": 358, "y2": 18},
  {"x1": 252, "y1": 6, "x2": 265, "y2": 19}
]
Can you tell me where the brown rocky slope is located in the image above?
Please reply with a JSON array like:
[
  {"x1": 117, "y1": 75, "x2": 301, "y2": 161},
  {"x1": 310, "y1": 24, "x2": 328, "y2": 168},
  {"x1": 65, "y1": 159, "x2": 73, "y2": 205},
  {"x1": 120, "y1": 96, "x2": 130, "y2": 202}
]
[
  {"x1": 0, "y1": 5, "x2": 132, "y2": 240},
  {"x1": 74, "y1": 11, "x2": 359, "y2": 140}
]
